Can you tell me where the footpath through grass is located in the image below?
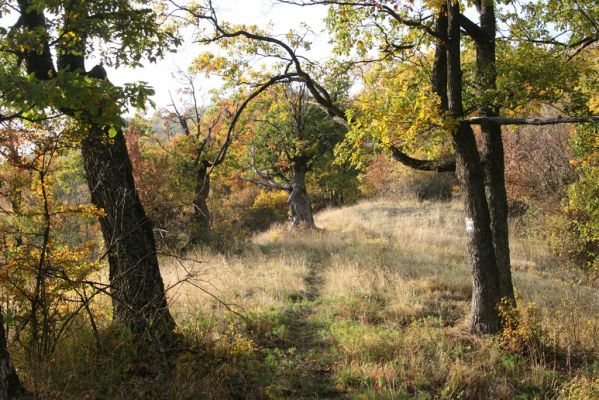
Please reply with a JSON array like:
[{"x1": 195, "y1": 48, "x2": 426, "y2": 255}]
[{"x1": 22, "y1": 199, "x2": 599, "y2": 399}]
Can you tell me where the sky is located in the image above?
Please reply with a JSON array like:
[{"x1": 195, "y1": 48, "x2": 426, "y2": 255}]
[
  {"x1": 1, "y1": 0, "x2": 480, "y2": 115},
  {"x1": 107, "y1": 0, "x2": 331, "y2": 114}
]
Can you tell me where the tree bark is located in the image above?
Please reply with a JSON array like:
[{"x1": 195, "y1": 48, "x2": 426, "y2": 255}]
[
  {"x1": 475, "y1": 0, "x2": 515, "y2": 303},
  {"x1": 81, "y1": 127, "x2": 175, "y2": 338},
  {"x1": 0, "y1": 308, "x2": 22, "y2": 399},
  {"x1": 189, "y1": 163, "x2": 212, "y2": 244},
  {"x1": 481, "y1": 123, "x2": 514, "y2": 302},
  {"x1": 447, "y1": 0, "x2": 501, "y2": 334},
  {"x1": 288, "y1": 162, "x2": 316, "y2": 229}
]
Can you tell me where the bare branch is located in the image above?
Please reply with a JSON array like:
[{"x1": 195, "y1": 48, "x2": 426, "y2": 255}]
[
  {"x1": 390, "y1": 145, "x2": 456, "y2": 173},
  {"x1": 239, "y1": 176, "x2": 291, "y2": 191},
  {"x1": 466, "y1": 115, "x2": 599, "y2": 126}
]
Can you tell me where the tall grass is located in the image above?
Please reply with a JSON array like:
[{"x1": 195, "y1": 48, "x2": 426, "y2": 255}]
[{"x1": 17, "y1": 198, "x2": 599, "y2": 399}]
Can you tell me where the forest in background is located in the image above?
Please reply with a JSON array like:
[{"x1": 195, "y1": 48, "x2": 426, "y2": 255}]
[{"x1": 0, "y1": 0, "x2": 597, "y2": 399}]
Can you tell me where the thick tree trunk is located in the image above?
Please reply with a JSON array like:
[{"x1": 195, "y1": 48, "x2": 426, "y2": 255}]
[
  {"x1": 0, "y1": 309, "x2": 22, "y2": 399},
  {"x1": 481, "y1": 123, "x2": 514, "y2": 302},
  {"x1": 476, "y1": 1, "x2": 515, "y2": 303},
  {"x1": 81, "y1": 127, "x2": 175, "y2": 338},
  {"x1": 288, "y1": 162, "x2": 316, "y2": 229},
  {"x1": 453, "y1": 125, "x2": 502, "y2": 333},
  {"x1": 447, "y1": 1, "x2": 501, "y2": 333},
  {"x1": 189, "y1": 164, "x2": 211, "y2": 244}
]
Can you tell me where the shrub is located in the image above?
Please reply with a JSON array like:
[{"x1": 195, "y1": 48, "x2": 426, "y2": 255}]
[
  {"x1": 499, "y1": 298, "x2": 549, "y2": 356},
  {"x1": 206, "y1": 184, "x2": 291, "y2": 249},
  {"x1": 503, "y1": 124, "x2": 575, "y2": 213},
  {"x1": 362, "y1": 154, "x2": 456, "y2": 200},
  {"x1": 251, "y1": 189, "x2": 290, "y2": 227},
  {"x1": 563, "y1": 124, "x2": 599, "y2": 276},
  {"x1": 505, "y1": 123, "x2": 598, "y2": 279}
]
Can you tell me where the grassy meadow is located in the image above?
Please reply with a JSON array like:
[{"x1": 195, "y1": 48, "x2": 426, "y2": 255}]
[{"x1": 26, "y1": 198, "x2": 598, "y2": 399}]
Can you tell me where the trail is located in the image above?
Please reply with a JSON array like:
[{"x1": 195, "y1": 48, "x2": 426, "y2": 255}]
[{"x1": 260, "y1": 248, "x2": 342, "y2": 399}]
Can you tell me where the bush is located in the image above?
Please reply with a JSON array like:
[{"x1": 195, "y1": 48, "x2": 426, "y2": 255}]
[
  {"x1": 251, "y1": 189, "x2": 290, "y2": 227},
  {"x1": 503, "y1": 124, "x2": 575, "y2": 213},
  {"x1": 206, "y1": 184, "x2": 291, "y2": 250},
  {"x1": 505, "y1": 123, "x2": 598, "y2": 279},
  {"x1": 362, "y1": 154, "x2": 456, "y2": 200},
  {"x1": 562, "y1": 124, "x2": 599, "y2": 276}
]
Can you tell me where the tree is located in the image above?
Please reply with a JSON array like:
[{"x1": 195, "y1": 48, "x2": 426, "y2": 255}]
[
  {"x1": 241, "y1": 83, "x2": 344, "y2": 228},
  {"x1": 184, "y1": 0, "x2": 598, "y2": 333},
  {"x1": 162, "y1": 74, "x2": 233, "y2": 245},
  {"x1": 0, "y1": 0, "x2": 180, "y2": 338}
]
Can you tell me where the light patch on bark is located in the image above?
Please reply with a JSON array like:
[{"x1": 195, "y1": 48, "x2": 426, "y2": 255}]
[{"x1": 465, "y1": 217, "x2": 474, "y2": 233}]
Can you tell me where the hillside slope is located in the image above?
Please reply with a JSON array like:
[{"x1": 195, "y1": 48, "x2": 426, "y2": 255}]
[
  {"x1": 38, "y1": 198, "x2": 598, "y2": 399},
  {"x1": 160, "y1": 198, "x2": 598, "y2": 399}
]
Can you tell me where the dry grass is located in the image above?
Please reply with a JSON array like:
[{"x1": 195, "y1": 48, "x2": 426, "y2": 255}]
[
  {"x1": 23, "y1": 198, "x2": 599, "y2": 399},
  {"x1": 162, "y1": 249, "x2": 309, "y2": 319}
]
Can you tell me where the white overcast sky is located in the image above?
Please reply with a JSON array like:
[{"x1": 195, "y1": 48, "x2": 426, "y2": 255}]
[
  {"x1": 1, "y1": 0, "x2": 481, "y2": 114},
  {"x1": 107, "y1": 0, "x2": 331, "y2": 113}
]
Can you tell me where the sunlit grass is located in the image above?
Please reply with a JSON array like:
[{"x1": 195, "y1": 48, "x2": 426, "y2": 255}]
[{"x1": 21, "y1": 198, "x2": 599, "y2": 399}]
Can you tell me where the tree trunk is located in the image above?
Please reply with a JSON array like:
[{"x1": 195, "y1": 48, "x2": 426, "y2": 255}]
[
  {"x1": 189, "y1": 163, "x2": 211, "y2": 245},
  {"x1": 288, "y1": 162, "x2": 316, "y2": 229},
  {"x1": 453, "y1": 125, "x2": 502, "y2": 334},
  {"x1": 0, "y1": 309, "x2": 22, "y2": 399},
  {"x1": 476, "y1": 0, "x2": 515, "y2": 303},
  {"x1": 447, "y1": 0, "x2": 501, "y2": 334},
  {"x1": 481, "y1": 123, "x2": 514, "y2": 301},
  {"x1": 81, "y1": 127, "x2": 175, "y2": 338}
]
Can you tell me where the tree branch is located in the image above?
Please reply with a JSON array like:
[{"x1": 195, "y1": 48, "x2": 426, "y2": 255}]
[
  {"x1": 465, "y1": 115, "x2": 599, "y2": 126},
  {"x1": 17, "y1": 0, "x2": 57, "y2": 79},
  {"x1": 207, "y1": 73, "x2": 298, "y2": 172},
  {"x1": 239, "y1": 176, "x2": 291, "y2": 191},
  {"x1": 458, "y1": 13, "x2": 489, "y2": 45},
  {"x1": 390, "y1": 145, "x2": 455, "y2": 172},
  {"x1": 278, "y1": 0, "x2": 443, "y2": 40}
]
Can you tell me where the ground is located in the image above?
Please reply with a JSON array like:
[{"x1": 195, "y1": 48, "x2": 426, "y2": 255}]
[{"x1": 28, "y1": 198, "x2": 599, "y2": 399}]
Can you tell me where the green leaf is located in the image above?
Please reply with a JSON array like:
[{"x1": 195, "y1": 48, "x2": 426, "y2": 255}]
[{"x1": 108, "y1": 126, "x2": 118, "y2": 138}]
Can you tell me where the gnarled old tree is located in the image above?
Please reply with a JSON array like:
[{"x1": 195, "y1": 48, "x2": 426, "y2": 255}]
[
  {"x1": 248, "y1": 151, "x2": 316, "y2": 229},
  {"x1": 0, "y1": 0, "x2": 180, "y2": 337},
  {"x1": 184, "y1": 0, "x2": 598, "y2": 333},
  {"x1": 241, "y1": 83, "x2": 344, "y2": 228}
]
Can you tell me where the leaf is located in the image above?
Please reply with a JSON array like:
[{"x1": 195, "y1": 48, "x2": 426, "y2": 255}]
[{"x1": 108, "y1": 126, "x2": 118, "y2": 138}]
